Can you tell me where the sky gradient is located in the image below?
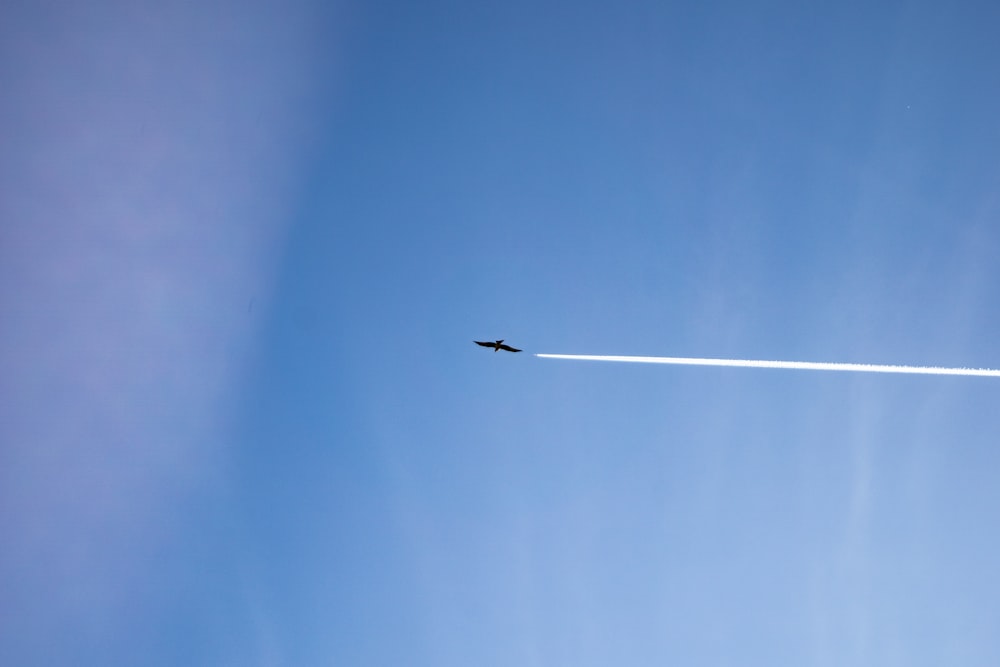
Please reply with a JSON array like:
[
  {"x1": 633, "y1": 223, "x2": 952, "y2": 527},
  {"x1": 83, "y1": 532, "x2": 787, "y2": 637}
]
[{"x1": 3, "y1": 0, "x2": 1000, "y2": 665}]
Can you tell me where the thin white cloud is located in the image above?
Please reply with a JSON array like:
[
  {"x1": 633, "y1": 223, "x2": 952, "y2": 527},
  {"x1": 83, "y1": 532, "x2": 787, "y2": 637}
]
[
  {"x1": 535, "y1": 353, "x2": 1000, "y2": 377},
  {"x1": 0, "y1": 0, "x2": 338, "y2": 659}
]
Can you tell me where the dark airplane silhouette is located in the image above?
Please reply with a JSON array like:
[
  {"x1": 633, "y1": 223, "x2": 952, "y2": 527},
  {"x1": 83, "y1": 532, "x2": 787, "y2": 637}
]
[{"x1": 475, "y1": 339, "x2": 522, "y2": 353}]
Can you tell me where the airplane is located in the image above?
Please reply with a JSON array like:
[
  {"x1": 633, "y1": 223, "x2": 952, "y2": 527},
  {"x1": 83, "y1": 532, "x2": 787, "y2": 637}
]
[{"x1": 474, "y1": 339, "x2": 522, "y2": 353}]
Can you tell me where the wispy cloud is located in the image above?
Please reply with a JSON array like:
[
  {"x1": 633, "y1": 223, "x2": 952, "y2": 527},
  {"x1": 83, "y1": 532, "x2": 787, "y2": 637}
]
[{"x1": 0, "y1": 0, "x2": 336, "y2": 660}]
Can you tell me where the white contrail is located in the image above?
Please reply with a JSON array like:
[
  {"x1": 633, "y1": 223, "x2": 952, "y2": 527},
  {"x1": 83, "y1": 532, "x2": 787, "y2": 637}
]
[{"x1": 534, "y1": 354, "x2": 1000, "y2": 377}]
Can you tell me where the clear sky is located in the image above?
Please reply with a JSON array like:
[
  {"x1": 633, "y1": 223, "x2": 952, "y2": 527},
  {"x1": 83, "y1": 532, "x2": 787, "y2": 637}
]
[{"x1": 2, "y1": 0, "x2": 1000, "y2": 665}]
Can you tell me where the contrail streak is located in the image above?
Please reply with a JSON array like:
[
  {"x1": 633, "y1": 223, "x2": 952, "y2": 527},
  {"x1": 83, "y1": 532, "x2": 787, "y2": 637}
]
[{"x1": 534, "y1": 354, "x2": 1000, "y2": 377}]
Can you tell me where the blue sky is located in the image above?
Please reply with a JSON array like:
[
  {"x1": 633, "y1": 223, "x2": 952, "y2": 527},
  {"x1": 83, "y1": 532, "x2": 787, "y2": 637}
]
[{"x1": 2, "y1": 0, "x2": 1000, "y2": 665}]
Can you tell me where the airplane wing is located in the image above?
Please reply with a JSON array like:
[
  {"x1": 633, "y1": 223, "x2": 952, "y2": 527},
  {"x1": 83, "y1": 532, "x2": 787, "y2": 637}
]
[{"x1": 498, "y1": 344, "x2": 521, "y2": 352}]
